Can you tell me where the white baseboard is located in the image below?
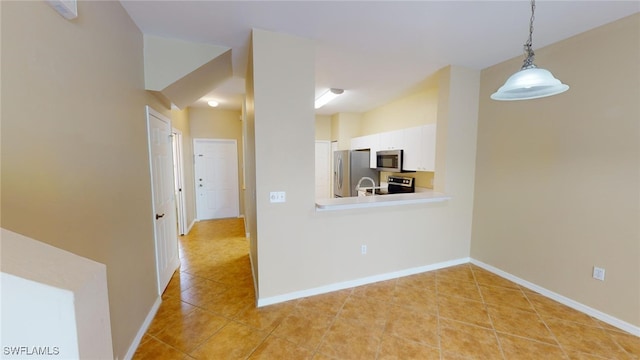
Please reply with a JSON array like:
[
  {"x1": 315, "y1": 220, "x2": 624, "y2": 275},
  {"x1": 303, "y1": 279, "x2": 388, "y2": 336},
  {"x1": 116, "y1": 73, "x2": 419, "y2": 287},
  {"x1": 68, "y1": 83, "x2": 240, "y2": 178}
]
[
  {"x1": 470, "y1": 259, "x2": 640, "y2": 336},
  {"x1": 186, "y1": 219, "x2": 197, "y2": 235},
  {"x1": 257, "y1": 257, "x2": 470, "y2": 307},
  {"x1": 122, "y1": 296, "x2": 162, "y2": 360}
]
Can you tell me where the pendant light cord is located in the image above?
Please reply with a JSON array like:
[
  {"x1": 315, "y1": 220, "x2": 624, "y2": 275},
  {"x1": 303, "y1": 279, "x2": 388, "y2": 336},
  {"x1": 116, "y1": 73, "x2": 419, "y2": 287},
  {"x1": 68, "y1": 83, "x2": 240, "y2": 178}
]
[
  {"x1": 522, "y1": 0, "x2": 536, "y2": 69},
  {"x1": 491, "y1": 0, "x2": 569, "y2": 100}
]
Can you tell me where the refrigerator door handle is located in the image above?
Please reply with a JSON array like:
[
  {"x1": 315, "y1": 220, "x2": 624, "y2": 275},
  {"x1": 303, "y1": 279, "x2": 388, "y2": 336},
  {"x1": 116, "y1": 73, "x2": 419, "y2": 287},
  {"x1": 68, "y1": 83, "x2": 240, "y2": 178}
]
[{"x1": 337, "y1": 155, "x2": 343, "y2": 191}]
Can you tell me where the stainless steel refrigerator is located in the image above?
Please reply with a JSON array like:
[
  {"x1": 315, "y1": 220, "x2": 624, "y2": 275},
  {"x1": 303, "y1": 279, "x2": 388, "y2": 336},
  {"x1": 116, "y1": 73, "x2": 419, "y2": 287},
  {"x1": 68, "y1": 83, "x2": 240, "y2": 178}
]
[{"x1": 333, "y1": 150, "x2": 378, "y2": 197}]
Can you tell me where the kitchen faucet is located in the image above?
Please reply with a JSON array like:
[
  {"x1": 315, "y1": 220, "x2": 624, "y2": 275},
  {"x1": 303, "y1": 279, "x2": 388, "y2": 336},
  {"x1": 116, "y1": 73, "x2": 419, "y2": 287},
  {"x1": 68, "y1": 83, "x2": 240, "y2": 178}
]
[{"x1": 356, "y1": 177, "x2": 377, "y2": 196}]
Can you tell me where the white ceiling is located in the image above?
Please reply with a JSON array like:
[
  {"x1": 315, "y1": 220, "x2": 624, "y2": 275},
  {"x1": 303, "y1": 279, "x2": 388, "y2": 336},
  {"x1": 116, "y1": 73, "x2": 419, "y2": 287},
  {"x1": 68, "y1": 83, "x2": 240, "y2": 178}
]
[{"x1": 120, "y1": 1, "x2": 639, "y2": 115}]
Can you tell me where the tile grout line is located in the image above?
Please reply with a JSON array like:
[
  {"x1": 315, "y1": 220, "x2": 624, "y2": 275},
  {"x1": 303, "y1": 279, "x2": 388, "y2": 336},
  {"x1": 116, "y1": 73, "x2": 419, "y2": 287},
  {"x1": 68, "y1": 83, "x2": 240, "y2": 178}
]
[
  {"x1": 520, "y1": 288, "x2": 570, "y2": 358},
  {"x1": 470, "y1": 265, "x2": 507, "y2": 360},
  {"x1": 373, "y1": 296, "x2": 389, "y2": 359},
  {"x1": 146, "y1": 333, "x2": 194, "y2": 358},
  {"x1": 170, "y1": 247, "x2": 256, "y2": 357},
  {"x1": 310, "y1": 293, "x2": 350, "y2": 360},
  {"x1": 586, "y1": 316, "x2": 638, "y2": 357},
  {"x1": 593, "y1": 322, "x2": 636, "y2": 358},
  {"x1": 176, "y1": 284, "x2": 247, "y2": 358},
  {"x1": 434, "y1": 273, "x2": 444, "y2": 360}
]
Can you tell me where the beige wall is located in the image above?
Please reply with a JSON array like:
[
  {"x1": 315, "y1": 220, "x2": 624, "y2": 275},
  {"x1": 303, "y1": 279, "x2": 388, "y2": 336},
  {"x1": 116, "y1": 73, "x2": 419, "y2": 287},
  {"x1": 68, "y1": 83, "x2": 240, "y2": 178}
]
[
  {"x1": 331, "y1": 112, "x2": 362, "y2": 150},
  {"x1": 189, "y1": 107, "x2": 245, "y2": 216},
  {"x1": 472, "y1": 14, "x2": 640, "y2": 327},
  {"x1": 361, "y1": 87, "x2": 438, "y2": 135},
  {"x1": 315, "y1": 115, "x2": 332, "y2": 140},
  {"x1": 171, "y1": 108, "x2": 197, "y2": 230},
  {"x1": 190, "y1": 107, "x2": 243, "y2": 139},
  {"x1": 1, "y1": 1, "x2": 168, "y2": 358},
  {"x1": 327, "y1": 84, "x2": 439, "y2": 144},
  {"x1": 248, "y1": 29, "x2": 480, "y2": 301}
]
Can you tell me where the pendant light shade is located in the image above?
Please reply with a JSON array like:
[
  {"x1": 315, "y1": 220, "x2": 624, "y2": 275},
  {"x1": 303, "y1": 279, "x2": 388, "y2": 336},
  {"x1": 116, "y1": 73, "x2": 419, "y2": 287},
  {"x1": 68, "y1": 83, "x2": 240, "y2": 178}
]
[
  {"x1": 491, "y1": 67, "x2": 569, "y2": 101},
  {"x1": 491, "y1": 0, "x2": 569, "y2": 101}
]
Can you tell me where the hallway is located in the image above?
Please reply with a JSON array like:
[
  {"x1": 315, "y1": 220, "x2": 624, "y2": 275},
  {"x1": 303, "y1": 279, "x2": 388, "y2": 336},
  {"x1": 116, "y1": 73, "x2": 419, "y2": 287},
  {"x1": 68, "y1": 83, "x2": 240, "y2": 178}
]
[{"x1": 133, "y1": 218, "x2": 638, "y2": 359}]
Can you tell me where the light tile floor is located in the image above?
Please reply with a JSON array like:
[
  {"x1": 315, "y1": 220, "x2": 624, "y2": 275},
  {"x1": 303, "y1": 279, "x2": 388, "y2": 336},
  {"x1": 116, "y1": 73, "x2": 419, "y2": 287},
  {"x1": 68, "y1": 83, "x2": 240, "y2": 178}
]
[{"x1": 134, "y1": 219, "x2": 639, "y2": 359}]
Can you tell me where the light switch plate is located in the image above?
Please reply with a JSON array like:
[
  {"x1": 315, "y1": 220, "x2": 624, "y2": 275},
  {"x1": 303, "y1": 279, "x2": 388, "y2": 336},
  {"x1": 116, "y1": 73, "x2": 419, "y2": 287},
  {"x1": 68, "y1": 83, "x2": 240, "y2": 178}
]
[
  {"x1": 269, "y1": 191, "x2": 286, "y2": 203},
  {"x1": 592, "y1": 266, "x2": 605, "y2": 281}
]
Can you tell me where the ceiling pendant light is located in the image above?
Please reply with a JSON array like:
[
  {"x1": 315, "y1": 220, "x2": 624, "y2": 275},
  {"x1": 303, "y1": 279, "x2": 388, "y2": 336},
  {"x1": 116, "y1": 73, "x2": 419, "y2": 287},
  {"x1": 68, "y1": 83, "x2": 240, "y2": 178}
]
[
  {"x1": 315, "y1": 88, "x2": 344, "y2": 109},
  {"x1": 491, "y1": 0, "x2": 569, "y2": 101}
]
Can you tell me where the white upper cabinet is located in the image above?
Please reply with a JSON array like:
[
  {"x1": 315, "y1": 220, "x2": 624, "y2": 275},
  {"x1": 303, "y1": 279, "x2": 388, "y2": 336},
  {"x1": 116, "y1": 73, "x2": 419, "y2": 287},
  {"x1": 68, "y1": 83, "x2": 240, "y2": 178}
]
[
  {"x1": 350, "y1": 133, "x2": 379, "y2": 168},
  {"x1": 402, "y1": 124, "x2": 436, "y2": 172},
  {"x1": 350, "y1": 124, "x2": 436, "y2": 171},
  {"x1": 351, "y1": 134, "x2": 372, "y2": 150},
  {"x1": 378, "y1": 129, "x2": 404, "y2": 150},
  {"x1": 402, "y1": 127, "x2": 421, "y2": 171}
]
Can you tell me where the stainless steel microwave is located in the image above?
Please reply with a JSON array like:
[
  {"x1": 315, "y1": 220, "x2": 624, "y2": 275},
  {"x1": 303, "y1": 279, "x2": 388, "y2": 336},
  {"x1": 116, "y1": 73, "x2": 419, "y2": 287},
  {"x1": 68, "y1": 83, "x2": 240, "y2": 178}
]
[{"x1": 376, "y1": 149, "x2": 404, "y2": 172}]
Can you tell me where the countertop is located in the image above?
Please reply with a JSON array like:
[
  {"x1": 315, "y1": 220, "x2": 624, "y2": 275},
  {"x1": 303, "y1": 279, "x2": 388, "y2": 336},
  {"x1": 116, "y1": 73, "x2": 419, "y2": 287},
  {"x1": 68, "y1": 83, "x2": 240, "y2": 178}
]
[{"x1": 315, "y1": 187, "x2": 451, "y2": 211}]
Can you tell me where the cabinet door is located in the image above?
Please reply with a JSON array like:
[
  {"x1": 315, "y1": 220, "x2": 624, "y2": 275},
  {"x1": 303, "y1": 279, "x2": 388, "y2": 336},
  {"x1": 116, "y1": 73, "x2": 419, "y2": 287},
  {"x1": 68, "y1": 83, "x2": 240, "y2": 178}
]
[
  {"x1": 378, "y1": 132, "x2": 391, "y2": 150},
  {"x1": 402, "y1": 127, "x2": 421, "y2": 171},
  {"x1": 350, "y1": 136, "x2": 366, "y2": 150},
  {"x1": 390, "y1": 129, "x2": 404, "y2": 149},
  {"x1": 402, "y1": 124, "x2": 436, "y2": 172},
  {"x1": 378, "y1": 129, "x2": 404, "y2": 150}
]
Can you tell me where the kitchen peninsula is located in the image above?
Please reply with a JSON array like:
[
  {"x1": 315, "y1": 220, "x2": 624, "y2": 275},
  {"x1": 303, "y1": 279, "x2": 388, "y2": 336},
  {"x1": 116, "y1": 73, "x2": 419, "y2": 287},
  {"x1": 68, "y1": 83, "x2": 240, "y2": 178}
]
[{"x1": 315, "y1": 187, "x2": 450, "y2": 211}]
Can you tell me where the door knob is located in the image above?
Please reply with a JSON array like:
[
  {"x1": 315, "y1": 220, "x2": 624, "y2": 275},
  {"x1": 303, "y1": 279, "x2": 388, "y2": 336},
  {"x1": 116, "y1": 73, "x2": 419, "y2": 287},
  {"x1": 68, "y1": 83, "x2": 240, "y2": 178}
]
[{"x1": 155, "y1": 213, "x2": 165, "y2": 220}]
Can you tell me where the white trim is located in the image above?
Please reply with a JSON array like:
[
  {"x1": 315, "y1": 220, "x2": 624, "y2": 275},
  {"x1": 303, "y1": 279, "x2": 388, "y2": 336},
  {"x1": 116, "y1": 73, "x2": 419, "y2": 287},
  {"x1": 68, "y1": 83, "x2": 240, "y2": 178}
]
[
  {"x1": 171, "y1": 128, "x2": 188, "y2": 236},
  {"x1": 186, "y1": 219, "x2": 197, "y2": 235},
  {"x1": 122, "y1": 296, "x2": 162, "y2": 360},
  {"x1": 248, "y1": 248, "x2": 259, "y2": 303},
  {"x1": 238, "y1": 215, "x2": 251, "y2": 238},
  {"x1": 470, "y1": 259, "x2": 640, "y2": 336},
  {"x1": 257, "y1": 257, "x2": 469, "y2": 307}
]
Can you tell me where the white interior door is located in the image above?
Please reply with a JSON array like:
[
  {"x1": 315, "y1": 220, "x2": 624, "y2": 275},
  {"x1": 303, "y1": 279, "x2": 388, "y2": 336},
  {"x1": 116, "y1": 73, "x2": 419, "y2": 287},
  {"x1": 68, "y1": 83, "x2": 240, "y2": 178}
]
[
  {"x1": 172, "y1": 129, "x2": 187, "y2": 235},
  {"x1": 146, "y1": 106, "x2": 180, "y2": 295},
  {"x1": 194, "y1": 139, "x2": 239, "y2": 220}
]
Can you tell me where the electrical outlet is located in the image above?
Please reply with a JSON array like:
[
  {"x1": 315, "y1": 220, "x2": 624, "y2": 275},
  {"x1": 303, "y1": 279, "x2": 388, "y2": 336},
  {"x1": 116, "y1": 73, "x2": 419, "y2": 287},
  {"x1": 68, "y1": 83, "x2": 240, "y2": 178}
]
[
  {"x1": 361, "y1": 245, "x2": 367, "y2": 255},
  {"x1": 592, "y1": 266, "x2": 605, "y2": 281},
  {"x1": 269, "y1": 191, "x2": 286, "y2": 203}
]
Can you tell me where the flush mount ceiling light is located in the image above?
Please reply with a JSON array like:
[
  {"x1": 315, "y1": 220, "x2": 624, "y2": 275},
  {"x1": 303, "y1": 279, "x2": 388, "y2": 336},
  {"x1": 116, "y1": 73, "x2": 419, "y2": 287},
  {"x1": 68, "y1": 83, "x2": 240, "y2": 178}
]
[
  {"x1": 207, "y1": 100, "x2": 219, "y2": 107},
  {"x1": 491, "y1": 0, "x2": 569, "y2": 101},
  {"x1": 314, "y1": 88, "x2": 344, "y2": 109}
]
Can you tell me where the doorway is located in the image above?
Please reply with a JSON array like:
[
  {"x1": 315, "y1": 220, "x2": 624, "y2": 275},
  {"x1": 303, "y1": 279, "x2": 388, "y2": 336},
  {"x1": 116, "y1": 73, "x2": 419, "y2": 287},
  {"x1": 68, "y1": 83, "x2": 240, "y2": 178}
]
[
  {"x1": 193, "y1": 138, "x2": 240, "y2": 220},
  {"x1": 171, "y1": 129, "x2": 188, "y2": 236}
]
